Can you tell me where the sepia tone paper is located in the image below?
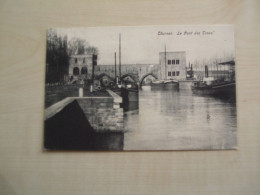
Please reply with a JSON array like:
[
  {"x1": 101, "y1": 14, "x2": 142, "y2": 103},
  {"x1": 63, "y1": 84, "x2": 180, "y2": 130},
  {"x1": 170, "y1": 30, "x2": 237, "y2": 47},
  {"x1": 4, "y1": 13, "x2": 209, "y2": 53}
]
[{"x1": 44, "y1": 25, "x2": 236, "y2": 151}]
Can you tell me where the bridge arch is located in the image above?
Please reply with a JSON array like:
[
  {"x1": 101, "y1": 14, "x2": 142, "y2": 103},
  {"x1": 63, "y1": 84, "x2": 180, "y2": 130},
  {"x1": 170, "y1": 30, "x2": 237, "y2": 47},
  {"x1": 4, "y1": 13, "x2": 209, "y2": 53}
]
[
  {"x1": 121, "y1": 74, "x2": 138, "y2": 83},
  {"x1": 94, "y1": 73, "x2": 115, "y2": 87},
  {"x1": 95, "y1": 73, "x2": 115, "y2": 81},
  {"x1": 139, "y1": 73, "x2": 158, "y2": 87}
]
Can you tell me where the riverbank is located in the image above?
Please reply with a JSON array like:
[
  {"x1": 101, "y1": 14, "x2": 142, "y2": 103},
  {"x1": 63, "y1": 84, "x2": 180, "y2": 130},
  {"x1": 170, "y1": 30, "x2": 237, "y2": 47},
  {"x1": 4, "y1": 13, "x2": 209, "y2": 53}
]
[{"x1": 45, "y1": 85, "x2": 110, "y2": 108}]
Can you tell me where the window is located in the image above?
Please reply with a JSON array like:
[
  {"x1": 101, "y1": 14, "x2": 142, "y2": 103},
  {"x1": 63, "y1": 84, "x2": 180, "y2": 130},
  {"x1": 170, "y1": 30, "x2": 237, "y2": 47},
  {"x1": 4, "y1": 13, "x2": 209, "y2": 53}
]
[
  {"x1": 75, "y1": 58, "x2": 77, "y2": 63},
  {"x1": 168, "y1": 60, "x2": 171, "y2": 65},
  {"x1": 176, "y1": 59, "x2": 179, "y2": 64},
  {"x1": 168, "y1": 71, "x2": 171, "y2": 76},
  {"x1": 83, "y1": 58, "x2": 85, "y2": 63},
  {"x1": 81, "y1": 67, "x2": 88, "y2": 74},
  {"x1": 176, "y1": 71, "x2": 180, "y2": 76},
  {"x1": 172, "y1": 60, "x2": 175, "y2": 65},
  {"x1": 172, "y1": 71, "x2": 175, "y2": 76},
  {"x1": 73, "y1": 67, "x2": 79, "y2": 75}
]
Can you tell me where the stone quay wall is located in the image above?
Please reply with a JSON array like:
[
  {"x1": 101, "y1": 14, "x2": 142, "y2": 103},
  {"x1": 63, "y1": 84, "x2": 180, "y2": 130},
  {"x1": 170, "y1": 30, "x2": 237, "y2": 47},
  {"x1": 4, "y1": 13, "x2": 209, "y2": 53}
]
[
  {"x1": 45, "y1": 90, "x2": 124, "y2": 132},
  {"x1": 76, "y1": 95, "x2": 124, "y2": 132}
]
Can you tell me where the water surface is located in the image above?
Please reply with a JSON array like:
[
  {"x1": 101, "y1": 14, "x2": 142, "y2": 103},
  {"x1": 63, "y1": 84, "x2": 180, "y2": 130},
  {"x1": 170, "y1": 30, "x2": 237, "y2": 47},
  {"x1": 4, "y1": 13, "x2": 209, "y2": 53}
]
[{"x1": 124, "y1": 86, "x2": 237, "y2": 150}]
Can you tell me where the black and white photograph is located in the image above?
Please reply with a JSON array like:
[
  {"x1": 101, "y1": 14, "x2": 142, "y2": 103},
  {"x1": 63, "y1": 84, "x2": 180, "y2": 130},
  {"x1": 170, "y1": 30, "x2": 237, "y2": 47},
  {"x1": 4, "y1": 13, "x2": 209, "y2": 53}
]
[{"x1": 44, "y1": 25, "x2": 236, "y2": 151}]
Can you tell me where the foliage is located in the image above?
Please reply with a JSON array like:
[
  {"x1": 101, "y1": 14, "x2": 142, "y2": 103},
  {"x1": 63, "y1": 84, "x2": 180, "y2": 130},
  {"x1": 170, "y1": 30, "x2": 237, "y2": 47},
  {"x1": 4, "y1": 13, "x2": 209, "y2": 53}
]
[
  {"x1": 68, "y1": 37, "x2": 88, "y2": 55},
  {"x1": 46, "y1": 30, "x2": 99, "y2": 84},
  {"x1": 85, "y1": 46, "x2": 99, "y2": 55},
  {"x1": 46, "y1": 29, "x2": 69, "y2": 83},
  {"x1": 68, "y1": 38, "x2": 99, "y2": 56}
]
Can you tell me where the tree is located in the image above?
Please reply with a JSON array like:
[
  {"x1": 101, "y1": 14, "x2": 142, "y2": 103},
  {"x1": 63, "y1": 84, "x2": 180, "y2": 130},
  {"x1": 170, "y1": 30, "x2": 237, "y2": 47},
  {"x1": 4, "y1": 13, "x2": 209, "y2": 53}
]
[
  {"x1": 85, "y1": 46, "x2": 99, "y2": 55},
  {"x1": 46, "y1": 32, "x2": 100, "y2": 84},
  {"x1": 68, "y1": 37, "x2": 89, "y2": 55},
  {"x1": 68, "y1": 37, "x2": 99, "y2": 56},
  {"x1": 46, "y1": 29, "x2": 69, "y2": 83}
]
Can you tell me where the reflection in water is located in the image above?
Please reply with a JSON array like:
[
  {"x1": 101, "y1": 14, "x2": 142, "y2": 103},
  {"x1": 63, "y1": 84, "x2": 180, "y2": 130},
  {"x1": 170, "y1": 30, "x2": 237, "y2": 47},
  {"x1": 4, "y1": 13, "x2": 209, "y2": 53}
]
[{"x1": 124, "y1": 86, "x2": 237, "y2": 150}]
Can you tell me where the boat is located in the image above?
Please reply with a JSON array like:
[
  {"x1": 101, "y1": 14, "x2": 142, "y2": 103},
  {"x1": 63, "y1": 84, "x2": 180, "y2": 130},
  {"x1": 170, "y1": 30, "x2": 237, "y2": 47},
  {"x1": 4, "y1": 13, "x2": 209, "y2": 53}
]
[
  {"x1": 150, "y1": 80, "x2": 164, "y2": 88},
  {"x1": 151, "y1": 79, "x2": 179, "y2": 89},
  {"x1": 191, "y1": 61, "x2": 236, "y2": 99},
  {"x1": 164, "y1": 79, "x2": 179, "y2": 89},
  {"x1": 191, "y1": 79, "x2": 235, "y2": 97},
  {"x1": 111, "y1": 82, "x2": 139, "y2": 111}
]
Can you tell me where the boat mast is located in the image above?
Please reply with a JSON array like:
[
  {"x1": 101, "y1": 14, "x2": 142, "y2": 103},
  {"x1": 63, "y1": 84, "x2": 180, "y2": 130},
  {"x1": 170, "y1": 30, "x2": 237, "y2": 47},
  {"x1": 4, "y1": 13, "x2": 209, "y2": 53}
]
[
  {"x1": 119, "y1": 33, "x2": 121, "y2": 83},
  {"x1": 114, "y1": 52, "x2": 117, "y2": 83},
  {"x1": 191, "y1": 63, "x2": 193, "y2": 78},
  {"x1": 220, "y1": 62, "x2": 222, "y2": 78},
  {"x1": 208, "y1": 65, "x2": 210, "y2": 78},
  {"x1": 165, "y1": 45, "x2": 167, "y2": 79},
  {"x1": 216, "y1": 58, "x2": 218, "y2": 79}
]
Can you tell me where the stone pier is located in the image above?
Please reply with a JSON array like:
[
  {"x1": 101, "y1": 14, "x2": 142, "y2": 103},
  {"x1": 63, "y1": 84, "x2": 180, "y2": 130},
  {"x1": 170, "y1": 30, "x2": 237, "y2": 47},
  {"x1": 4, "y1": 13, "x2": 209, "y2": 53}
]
[
  {"x1": 45, "y1": 89, "x2": 124, "y2": 132},
  {"x1": 76, "y1": 90, "x2": 124, "y2": 132}
]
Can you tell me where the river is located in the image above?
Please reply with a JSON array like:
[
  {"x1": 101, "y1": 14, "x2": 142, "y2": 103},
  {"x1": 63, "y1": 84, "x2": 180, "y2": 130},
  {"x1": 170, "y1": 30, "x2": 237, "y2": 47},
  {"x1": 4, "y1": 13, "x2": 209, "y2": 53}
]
[{"x1": 123, "y1": 86, "x2": 237, "y2": 150}]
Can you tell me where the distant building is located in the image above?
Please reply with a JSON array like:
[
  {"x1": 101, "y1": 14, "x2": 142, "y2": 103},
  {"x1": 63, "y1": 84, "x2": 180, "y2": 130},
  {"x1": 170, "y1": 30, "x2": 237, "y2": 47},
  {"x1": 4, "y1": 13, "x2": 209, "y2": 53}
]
[
  {"x1": 68, "y1": 53, "x2": 192, "y2": 84},
  {"x1": 159, "y1": 52, "x2": 186, "y2": 80},
  {"x1": 69, "y1": 54, "x2": 93, "y2": 77},
  {"x1": 68, "y1": 52, "x2": 186, "y2": 82}
]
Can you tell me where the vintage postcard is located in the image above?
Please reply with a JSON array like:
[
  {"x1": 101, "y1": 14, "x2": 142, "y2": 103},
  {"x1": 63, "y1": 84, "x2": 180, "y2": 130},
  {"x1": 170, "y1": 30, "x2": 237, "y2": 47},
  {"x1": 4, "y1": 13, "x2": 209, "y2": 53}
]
[{"x1": 44, "y1": 25, "x2": 236, "y2": 150}]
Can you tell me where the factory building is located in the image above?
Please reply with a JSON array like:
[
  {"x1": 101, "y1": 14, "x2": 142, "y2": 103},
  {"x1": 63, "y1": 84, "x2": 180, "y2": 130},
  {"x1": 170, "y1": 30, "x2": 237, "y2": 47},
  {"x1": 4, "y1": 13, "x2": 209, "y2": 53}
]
[{"x1": 159, "y1": 51, "x2": 186, "y2": 80}]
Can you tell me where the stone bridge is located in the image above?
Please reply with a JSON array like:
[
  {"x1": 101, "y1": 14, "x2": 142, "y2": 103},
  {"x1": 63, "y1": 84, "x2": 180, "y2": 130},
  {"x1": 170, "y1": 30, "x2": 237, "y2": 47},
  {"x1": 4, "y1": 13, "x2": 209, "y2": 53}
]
[{"x1": 95, "y1": 64, "x2": 159, "y2": 87}]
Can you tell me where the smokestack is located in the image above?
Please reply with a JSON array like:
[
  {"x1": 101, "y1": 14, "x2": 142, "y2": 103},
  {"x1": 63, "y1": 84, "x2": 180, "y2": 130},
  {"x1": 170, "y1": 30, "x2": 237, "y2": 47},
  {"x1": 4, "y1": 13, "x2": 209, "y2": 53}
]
[{"x1": 205, "y1": 65, "x2": 209, "y2": 78}]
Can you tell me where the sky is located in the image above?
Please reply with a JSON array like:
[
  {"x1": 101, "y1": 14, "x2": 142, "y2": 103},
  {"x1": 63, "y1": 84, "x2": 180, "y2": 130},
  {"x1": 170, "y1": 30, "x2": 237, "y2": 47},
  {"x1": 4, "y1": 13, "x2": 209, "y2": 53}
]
[{"x1": 54, "y1": 25, "x2": 235, "y2": 66}]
